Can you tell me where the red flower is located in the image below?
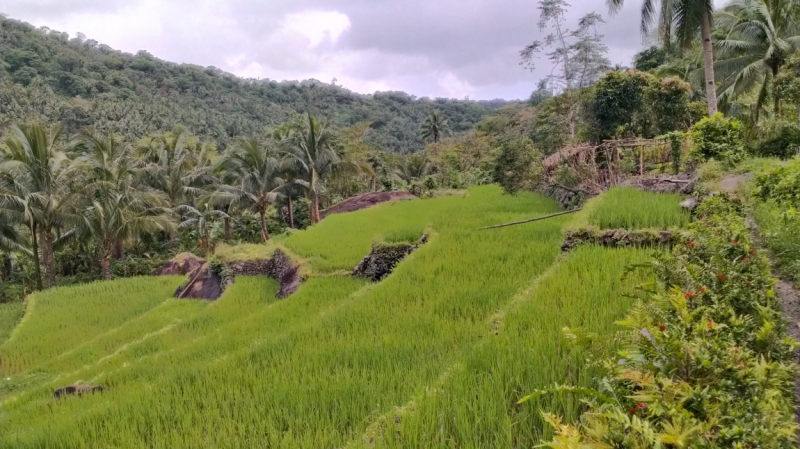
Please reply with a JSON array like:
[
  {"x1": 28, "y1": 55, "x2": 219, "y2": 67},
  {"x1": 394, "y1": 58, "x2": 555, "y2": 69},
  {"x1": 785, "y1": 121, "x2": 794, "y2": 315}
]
[
  {"x1": 717, "y1": 273, "x2": 727, "y2": 281},
  {"x1": 743, "y1": 257, "x2": 750, "y2": 263},
  {"x1": 749, "y1": 248, "x2": 755, "y2": 254},
  {"x1": 732, "y1": 240, "x2": 738, "y2": 245},
  {"x1": 684, "y1": 291, "x2": 692, "y2": 299},
  {"x1": 708, "y1": 321, "x2": 714, "y2": 329},
  {"x1": 629, "y1": 408, "x2": 636, "y2": 415},
  {"x1": 687, "y1": 241, "x2": 694, "y2": 247},
  {"x1": 637, "y1": 402, "x2": 645, "y2": 409},
  {"x1": 659, "y1": 324, "x2": 666, "y2": 331},
  {"x1": 700, "y1": 286, "x2": 707, "y2": 293}
]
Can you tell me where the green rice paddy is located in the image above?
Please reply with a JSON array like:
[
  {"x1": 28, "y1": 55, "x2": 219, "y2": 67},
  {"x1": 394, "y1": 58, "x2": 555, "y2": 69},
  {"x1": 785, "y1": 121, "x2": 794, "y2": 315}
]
[
  {"x1": 0, "y1": 186, "x2": 662, "y2": 448},
  {"x1": 583, "y1": 186, "x2": 689, "y2": 229}
]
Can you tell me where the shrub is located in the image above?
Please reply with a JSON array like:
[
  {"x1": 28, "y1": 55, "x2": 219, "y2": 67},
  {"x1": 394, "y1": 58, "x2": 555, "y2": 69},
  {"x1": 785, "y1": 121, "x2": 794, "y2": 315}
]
[
  {"x1": 535, "y1": 195, "x2": 798, "y2": 448},
  {"x1": 754, "y1": 122, "x2": 800, "y2": 159},
  {"x1": 689, "y1": 113, "x2": 746, "y2": 165}
]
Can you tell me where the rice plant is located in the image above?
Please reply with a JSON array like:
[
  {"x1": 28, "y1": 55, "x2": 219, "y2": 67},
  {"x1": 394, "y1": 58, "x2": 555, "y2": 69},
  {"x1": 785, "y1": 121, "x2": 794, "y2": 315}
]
[
  {"x1": 0, "y1": 186, "x2": 651, "y2": 448},
  {"x1": 0, "y1": 301, "x2": 25, "y2": 346},
  {"x1": 585, "y1": 187, "x2": 689, "y2": 229}
]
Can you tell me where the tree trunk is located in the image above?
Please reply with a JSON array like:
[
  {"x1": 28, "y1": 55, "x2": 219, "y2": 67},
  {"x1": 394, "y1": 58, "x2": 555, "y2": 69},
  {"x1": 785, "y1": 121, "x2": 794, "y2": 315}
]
[
  {"x1": 288, "y1": 196, "x2": 295, "y2": 229},
  {"x1": 40, "y1": 227, "x2": 56, "y2": 289},
  {"x1": 113, "y1": 240, "x2": 124, "y2": 259},
  {"x1": 311, "y1": 191, "x2": 320, "y2": 224},
  {"x1": 100, "y1": 241, "x2": 112, "y2": 280},
  {"x1": 30, "y1": 220, "x2": 42, "y2": 291},
  {"x1": 259, "y1": 210, "x2": 270, "y2": 242},
  {"x1": 224, "y1": 205, "x2": 233, "y2": 241},
  {"x1": 700, "y1": 8, "x2": 718, "y2": 116},
  {"x1": 773, "y1": 64, "x2": 781, "y2": 116},
  {"x1": 1, "y1": 253, "x2": 12, "y2": 281}
]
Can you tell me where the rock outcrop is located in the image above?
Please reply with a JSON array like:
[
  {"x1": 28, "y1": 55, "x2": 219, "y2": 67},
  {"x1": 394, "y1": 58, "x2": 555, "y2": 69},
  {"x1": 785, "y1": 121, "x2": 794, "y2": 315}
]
[
  {"x1": 562, "y1": 228, "x2": 678, "y2": 251},
  {"x1": 321, "y1": 191, "x2": 416, "y2": 219},
  {"x1": 54, "y1": 385, "x2": 104, "y2": 399},
  {"x1": 621, "y1": 174, "x2": 696, "y2": 194},
  {"x1": 353, "y1": 235, "x2": 428, "y2": 281},
  {"x1": 228, "y1": 250, "x2": 300, "y2": 298}
]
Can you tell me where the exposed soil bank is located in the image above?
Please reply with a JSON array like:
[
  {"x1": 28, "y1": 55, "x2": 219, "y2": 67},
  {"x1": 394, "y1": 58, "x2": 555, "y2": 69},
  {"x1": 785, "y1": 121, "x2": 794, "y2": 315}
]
[
  {"x1": 321, "y1": 191, "x2": 416, "y2": 219},
  {"x1": 353, "y1": 235, "x2": 428, "y2": 281},
  {"x1": 562, "y1": 228, "x2": 678, "y2": 251},
  {"x1": 156, "y1": 250, "x2": 300, "y2": 300}
]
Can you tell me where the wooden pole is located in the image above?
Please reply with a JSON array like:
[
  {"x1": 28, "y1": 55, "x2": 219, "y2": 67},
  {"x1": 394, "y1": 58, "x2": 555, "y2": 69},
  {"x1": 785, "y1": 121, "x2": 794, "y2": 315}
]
[
  {"x1": 639, "y1": 147, "x2": 644, "y2": 175},
  {"x1": 477, "y1": 208, "x2": 583, "y2": 230}
]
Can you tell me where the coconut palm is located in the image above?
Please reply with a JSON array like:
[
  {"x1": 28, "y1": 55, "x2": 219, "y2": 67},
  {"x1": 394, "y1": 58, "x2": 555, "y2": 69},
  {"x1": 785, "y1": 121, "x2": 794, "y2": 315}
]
[
  {"x1": 607, "y1": 0, "x2": 719, "y2": 116},
  {"x1": 216, "y1": 137, "x2": 284, "y2": 241},
  {"x1": 139, "y1": 128, "x2": 214, "y2": 209},
  {"x1": 714, "y1": 0, "x2": 800, "y2": 120},
  {"x1": 75, "y1": 131, "x2": 175, "y2": 279},
  {"x1": 0, "y1": 123, "x2": 81, "y2": 288},
  {"x1": 420, "y1": 111, "x2": 451, "y2": 143},
  {"x1": 176, "y1": 203, "x2": 229, "y2": 258},
  {"x1": 283, "y1": 113, "x2": 356, "y2": 224},
  {"x1": 393, "y1": 153, "x2": 434, "y2": 186}
]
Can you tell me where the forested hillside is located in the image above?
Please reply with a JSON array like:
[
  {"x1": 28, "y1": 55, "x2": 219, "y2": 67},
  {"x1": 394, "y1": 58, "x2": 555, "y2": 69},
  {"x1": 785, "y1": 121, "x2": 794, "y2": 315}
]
[{"x1": 0, "y1": 16, "x2": 507, "y2": 153}]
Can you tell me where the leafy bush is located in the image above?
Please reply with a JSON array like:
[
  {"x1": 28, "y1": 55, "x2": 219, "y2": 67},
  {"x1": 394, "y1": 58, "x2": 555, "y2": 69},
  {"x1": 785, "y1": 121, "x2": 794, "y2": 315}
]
[
  {"x1": 590, "y1": 71, "x2": 692, "y2": 141},
  {"x1": 754, "y1": 122, "x2": 800, "y2": 159},
  {"x1": 689, "y1": 113, "x2": 747, "y2": 165},
  {"x1": 753, "y1": 157, "x2": 800, "y2": 205},
  {"x1": 535, "y1": 195, "x2": 798, "y2": 448}
]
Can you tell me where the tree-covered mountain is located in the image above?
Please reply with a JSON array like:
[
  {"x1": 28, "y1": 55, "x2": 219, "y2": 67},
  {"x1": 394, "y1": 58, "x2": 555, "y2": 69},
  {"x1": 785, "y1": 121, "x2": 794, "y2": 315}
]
[{"x1": 0, "y1": 16, "x2": 510, "y2": 153}]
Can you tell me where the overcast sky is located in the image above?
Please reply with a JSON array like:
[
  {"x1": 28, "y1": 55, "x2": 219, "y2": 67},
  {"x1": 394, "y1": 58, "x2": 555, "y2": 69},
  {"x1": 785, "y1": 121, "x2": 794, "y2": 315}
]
[{"x1": 3, "y1": 0, "x2": 657, "y2": 100}]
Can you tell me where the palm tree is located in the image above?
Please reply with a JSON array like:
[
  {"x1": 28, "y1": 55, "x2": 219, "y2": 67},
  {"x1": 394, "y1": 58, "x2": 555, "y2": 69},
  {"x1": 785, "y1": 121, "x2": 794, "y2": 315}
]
[
  {"x1": 0, "y1": 123, "x2": 81, "y2": 288},
  {"x1": 176, "y1": 203, "x2": 229, "y2": 258},
  {"x1": 607, "y1": 0, "x2": 719, "y2": 116},
  {"x1": 76, "y1": 131, "x2": 175, "y2": 279},
  {"x1": 393, "y1": 153, "x2": 434, "y2": 186},
  {"x1": 714, "y1": 0, "x2": 800, "y2": 120},
  {"x1": 216, "y1": 137, "x2": 283, "y2": 241},
  {"x1": 420, "y1": 111, "x2": 451, "y2": 143},
  {"x1": 138, "y1": 128, "x2": 213, "y2": 210},
  {"x1": 283, "y1": 113, "x2": 356, "y2": 224}
]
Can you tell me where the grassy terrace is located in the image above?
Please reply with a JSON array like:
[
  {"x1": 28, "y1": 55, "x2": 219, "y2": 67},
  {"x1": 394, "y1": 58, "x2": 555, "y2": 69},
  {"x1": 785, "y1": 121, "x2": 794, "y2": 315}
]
[
  {"x1": 0, "y1": 186, "x2": 666, "y2": 448},
  {"x1": 576, "y1": 186, "x2": 689, "y2": 230}
]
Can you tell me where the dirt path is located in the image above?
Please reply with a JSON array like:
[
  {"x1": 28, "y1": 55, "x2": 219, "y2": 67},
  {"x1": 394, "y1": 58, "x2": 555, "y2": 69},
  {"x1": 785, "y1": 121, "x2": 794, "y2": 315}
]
[
  {"x1": 719, "y1": 173, "x2": 752, "y2": 193},
  {"x1": 747, "y1": 216, "x2": 800, "y2": 433}
]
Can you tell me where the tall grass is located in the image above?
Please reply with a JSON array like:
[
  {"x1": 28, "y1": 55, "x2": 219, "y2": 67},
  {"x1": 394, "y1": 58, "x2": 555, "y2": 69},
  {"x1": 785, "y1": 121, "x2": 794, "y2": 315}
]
[
  {"x1": 0, "y1": 276, "x2": 185, "y2": 376},
  {"x1": 0, "y1": 301, "x2": 25, "y2": 346},
  {"x1": 364, "y1": 246, "x2": 654, "y2": 448},
  {"x1": 585, "y1": 187, "x2": 689, "y2": 229},
  {"x1": 0, "y1": 186, "x2": 635, "y2": 448}
]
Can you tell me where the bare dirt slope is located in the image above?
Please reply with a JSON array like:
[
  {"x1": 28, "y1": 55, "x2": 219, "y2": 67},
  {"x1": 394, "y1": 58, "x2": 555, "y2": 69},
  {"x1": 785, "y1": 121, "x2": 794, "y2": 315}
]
[{"x1": 321, "y1": 191, "x2": 416, "y2": 219}]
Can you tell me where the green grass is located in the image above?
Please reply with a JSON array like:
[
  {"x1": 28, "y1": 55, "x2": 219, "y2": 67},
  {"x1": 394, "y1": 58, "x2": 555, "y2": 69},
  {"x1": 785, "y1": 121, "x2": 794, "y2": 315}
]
[
  {"x1": 0, "y1": 301, "x2": 25, "y2": 346},
  {"x1": 362, "y1": 246, "x2": 654, "y2": 448},
  {"x1": 584, "y1": 187, "x2": 689, "y2": 229},
  {"x1": 0, "y1": 186, "x2": 657, "y2": 448},
  {"x1": 0, "y1": 276, "x2": 185, "y2": 376}
]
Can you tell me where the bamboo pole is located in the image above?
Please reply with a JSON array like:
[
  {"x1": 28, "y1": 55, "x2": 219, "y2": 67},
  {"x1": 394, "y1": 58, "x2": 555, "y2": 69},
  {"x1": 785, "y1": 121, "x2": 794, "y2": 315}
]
[{"x1": 477, "y1": 208, "x2": 583, "y2": 230}]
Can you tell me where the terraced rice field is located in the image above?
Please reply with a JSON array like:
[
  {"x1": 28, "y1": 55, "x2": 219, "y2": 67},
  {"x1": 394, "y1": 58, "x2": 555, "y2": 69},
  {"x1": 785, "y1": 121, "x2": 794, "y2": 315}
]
[{"x1": 0, "y1": 186, "x2": 666, "y2": 448}]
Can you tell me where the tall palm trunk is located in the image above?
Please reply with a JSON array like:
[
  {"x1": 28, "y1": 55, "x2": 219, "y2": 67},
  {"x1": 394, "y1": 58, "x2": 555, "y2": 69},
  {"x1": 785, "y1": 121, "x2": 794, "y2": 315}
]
[
  {"x1": 100, "y1": 242, "x2": 112, "y2": 280},
  {"x1": 773, "y1": 65, "x2": 781, "y2": 115},
  {"x1": 40, "y1": 226, "x2": 56, "y2": 289},
  {"x1": 113, "y1": 240, "x2": 124, "y2": 260},
  {"x1": 259, "y1": 210, "x2": 270, "y2": 242},
  {"x1": 224, "y1": 204, "x2": 233, "y2": 241},
  {"x1": 701, "y1": 8, "x2": 718, "y2": 116},
  {"x1": 287, "y1": 196, "x2": 295, "y2": 229},
  {"x1": 311, "y1": 191, "x2": 321, "y2": 224},
  {"x1": 30, "y1": 220, "x2": 42, "y2": 291}
]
